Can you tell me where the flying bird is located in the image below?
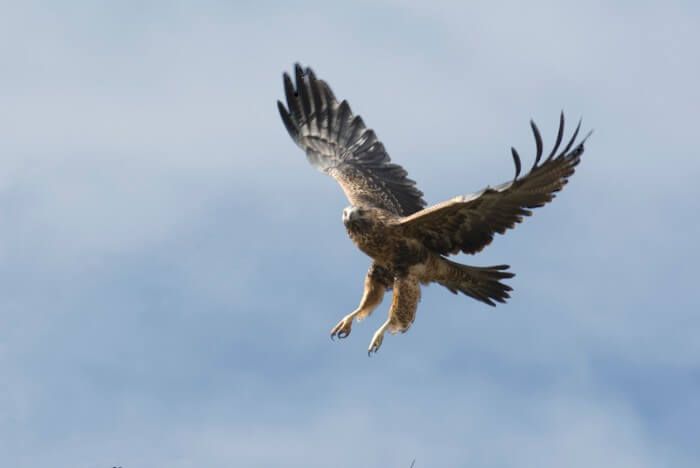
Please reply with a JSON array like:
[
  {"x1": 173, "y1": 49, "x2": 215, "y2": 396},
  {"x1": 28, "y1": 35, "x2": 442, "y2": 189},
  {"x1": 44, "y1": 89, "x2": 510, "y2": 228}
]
[{"x1": 277, "y1": 64, "x2": 591, "y2": 355}]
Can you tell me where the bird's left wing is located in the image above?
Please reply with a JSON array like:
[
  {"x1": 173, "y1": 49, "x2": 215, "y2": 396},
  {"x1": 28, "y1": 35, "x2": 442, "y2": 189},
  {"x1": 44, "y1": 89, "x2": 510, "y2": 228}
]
[
  {"x1": 395, "y1": 114, "x2": 592, "y2": 256},
  {"x1": 277, "y1": 64, "x2": 426, "y2": 216}
]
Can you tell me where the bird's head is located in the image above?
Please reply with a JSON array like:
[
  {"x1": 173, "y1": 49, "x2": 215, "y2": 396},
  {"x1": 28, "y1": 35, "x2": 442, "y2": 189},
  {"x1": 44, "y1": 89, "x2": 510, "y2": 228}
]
[
  {"x1": 343, "y1": 205, "x2": 363, "y2": 222},
  {"x1": 342, "y1": 205, "x2": 372, "y2": 230}
]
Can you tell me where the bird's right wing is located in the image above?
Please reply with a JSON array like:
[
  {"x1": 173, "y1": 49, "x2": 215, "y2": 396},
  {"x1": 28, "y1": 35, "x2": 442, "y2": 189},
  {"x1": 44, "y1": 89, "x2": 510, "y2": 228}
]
[
  {"x1": 277, "y1": 64, "x2": 426, "y2": 216},
  {"x1": 395, "y1": 114, "x2": 592, "y2": 255}
]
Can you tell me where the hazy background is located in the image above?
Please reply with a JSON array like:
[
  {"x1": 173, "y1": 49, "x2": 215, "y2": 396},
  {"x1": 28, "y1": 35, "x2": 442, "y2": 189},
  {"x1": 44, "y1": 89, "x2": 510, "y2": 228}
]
[{"x1": 2, "y1": 1, "x2": 699, "y2": 467}]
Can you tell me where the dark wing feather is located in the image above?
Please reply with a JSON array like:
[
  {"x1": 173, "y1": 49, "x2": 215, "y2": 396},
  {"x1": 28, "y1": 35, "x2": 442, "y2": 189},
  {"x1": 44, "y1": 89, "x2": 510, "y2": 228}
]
[
  {"x1": 277, "y1": 64, "x2": 426, "y2": 216},
  {"x1": 396, "y1": 113, "x2": 592, "y2": 255}
]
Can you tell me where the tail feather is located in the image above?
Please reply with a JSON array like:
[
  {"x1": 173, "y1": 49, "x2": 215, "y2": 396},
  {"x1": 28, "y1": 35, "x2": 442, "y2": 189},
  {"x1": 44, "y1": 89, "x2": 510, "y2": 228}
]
[{"x1": 437, "y1": 259, "x2": 514, "y2": 306}]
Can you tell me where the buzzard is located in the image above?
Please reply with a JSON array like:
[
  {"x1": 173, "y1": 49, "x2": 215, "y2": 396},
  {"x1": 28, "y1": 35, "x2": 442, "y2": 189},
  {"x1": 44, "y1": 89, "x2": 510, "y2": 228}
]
[{"x1": 277, "y1": 64, "x2": 591, "y2": 355}]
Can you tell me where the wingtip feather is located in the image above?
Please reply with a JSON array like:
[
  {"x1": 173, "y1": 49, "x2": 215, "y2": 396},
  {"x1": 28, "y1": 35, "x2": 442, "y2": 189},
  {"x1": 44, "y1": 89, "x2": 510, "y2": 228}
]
[
  {"x1": 511, "y1": 147, "x2": 522, "y2": 181},
  {"x1": 545, "y1": 112, "x2": 566, "y2": 162},
  {"x1": 530, "y1": 119, "x2": 543, "y2": 170},
  {"x1": 558, "y1": 117, "x2": 582, "y2": 158},
  {"x1": 277, "y1": 100, "x2": 297, "y2": 139}
]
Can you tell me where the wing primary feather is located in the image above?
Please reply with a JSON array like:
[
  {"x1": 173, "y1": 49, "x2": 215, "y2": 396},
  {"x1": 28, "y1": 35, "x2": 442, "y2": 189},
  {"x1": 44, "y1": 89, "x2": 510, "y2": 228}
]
[
  {"x1": 546, "y1": 111, "x2": 565, "y2": 162},
  {"x1": 530, "y1": 119, "x2": 543, "y2": 170},
  {"x1": 315, "y1": 77, "x2": 332, "y2": 140},
  {"x1": 326, "y1": 92, "x2": 337, "y2": 144},
  {"x1": 336, "y1": 100, "x2": 352, "y2": 146},
  {"x1": 580, "y1": 129, "x2": 594, "y2": 145},
  {"x1": 307, "y1": 68, "x2": 323, "y2": 133},
  {"x1": 319, "y1": 80, "x2": 336, "y2": 102},
  {"x1": 558, "y1": 117, "x2": 582, "y2": 158},
  {"x1": 295, "y1": 64, "x2": 312, "y2": 120},
  {"x1": 277, "y1": 101, "x2": 297, "y2": 138},
  {"x1": 345, "y1": 115, "x2": 365, "y2": 148},
  {"x1": 511, "y1": 147, "x2": 522, "y2": 181},
  {"x1": 283, "y1": 72, "x2": 302, "y2": 124}
]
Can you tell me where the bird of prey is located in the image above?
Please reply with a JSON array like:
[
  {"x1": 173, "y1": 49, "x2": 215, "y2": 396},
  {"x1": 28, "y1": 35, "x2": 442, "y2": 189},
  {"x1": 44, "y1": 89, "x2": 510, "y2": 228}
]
[{"x1": 277, "y1": 64, "x2": 591, "y2": 355}]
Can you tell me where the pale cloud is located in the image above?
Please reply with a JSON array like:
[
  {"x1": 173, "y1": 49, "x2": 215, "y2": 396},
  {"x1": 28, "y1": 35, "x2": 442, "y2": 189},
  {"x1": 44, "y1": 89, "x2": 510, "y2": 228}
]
[{"x1": 1, "y1": 1, "x2": 698, "y2": 467}]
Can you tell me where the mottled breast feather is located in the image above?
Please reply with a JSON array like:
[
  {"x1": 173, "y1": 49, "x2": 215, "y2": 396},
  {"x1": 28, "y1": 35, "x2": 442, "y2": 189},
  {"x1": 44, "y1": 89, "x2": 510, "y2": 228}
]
[
  {"x1": 277, "y1": 64, "x2": 426, "y2": 216},
  {"x1": 396, "y1": 114, "x2": 592, "y2": 256}
]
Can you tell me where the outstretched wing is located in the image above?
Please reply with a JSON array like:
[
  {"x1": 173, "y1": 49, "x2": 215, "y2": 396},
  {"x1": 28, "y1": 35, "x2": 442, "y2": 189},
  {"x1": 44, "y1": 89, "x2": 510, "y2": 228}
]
[
  {"x1": 277, "y1": 64, "x2": 426, "y2": 216},
  {"x1": 396, "y1": 113, "x2": 592, "y2": 255}
]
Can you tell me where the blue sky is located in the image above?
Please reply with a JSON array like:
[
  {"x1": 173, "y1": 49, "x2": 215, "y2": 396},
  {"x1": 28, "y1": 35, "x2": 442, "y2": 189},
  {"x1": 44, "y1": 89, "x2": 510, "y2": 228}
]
[{"x1": 2, "y1": 1, "x2": 699, "y2": 467}]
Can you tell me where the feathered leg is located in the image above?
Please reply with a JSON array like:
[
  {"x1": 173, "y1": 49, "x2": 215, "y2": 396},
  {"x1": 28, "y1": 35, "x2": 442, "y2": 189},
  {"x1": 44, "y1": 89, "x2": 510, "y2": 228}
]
[
  {"x1": 331, "y1": 263, "x2": 391, "y2": 340},
  {"x1": 368, "y1": 275, "x2": 421, "y2": 355}
]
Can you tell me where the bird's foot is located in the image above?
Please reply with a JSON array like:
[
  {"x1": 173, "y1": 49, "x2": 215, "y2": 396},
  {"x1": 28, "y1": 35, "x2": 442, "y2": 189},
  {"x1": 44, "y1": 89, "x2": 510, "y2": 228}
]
[
  {"x1": 330, "y1": 315, "x2": 354, "y2": 340},
  {"x1": 367, "y1": 329, "x2": 385, "y2": 356}
]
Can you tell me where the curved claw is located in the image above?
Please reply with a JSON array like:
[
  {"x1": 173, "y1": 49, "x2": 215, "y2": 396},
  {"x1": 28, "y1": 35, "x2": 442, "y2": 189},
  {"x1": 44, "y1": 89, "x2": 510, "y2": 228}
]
[
  {"x1": 367, "y1": 332, "x2": 384, "y2": 356},
  {"x1": 330, "y1": 317, "x2": 353, "y2": 341}
]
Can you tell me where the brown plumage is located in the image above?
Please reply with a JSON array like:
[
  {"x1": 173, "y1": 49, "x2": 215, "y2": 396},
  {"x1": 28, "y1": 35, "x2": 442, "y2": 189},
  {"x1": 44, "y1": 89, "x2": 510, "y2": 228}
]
[{"x1": 277, "y1": 63, "x2": 592, "y2": 354}]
